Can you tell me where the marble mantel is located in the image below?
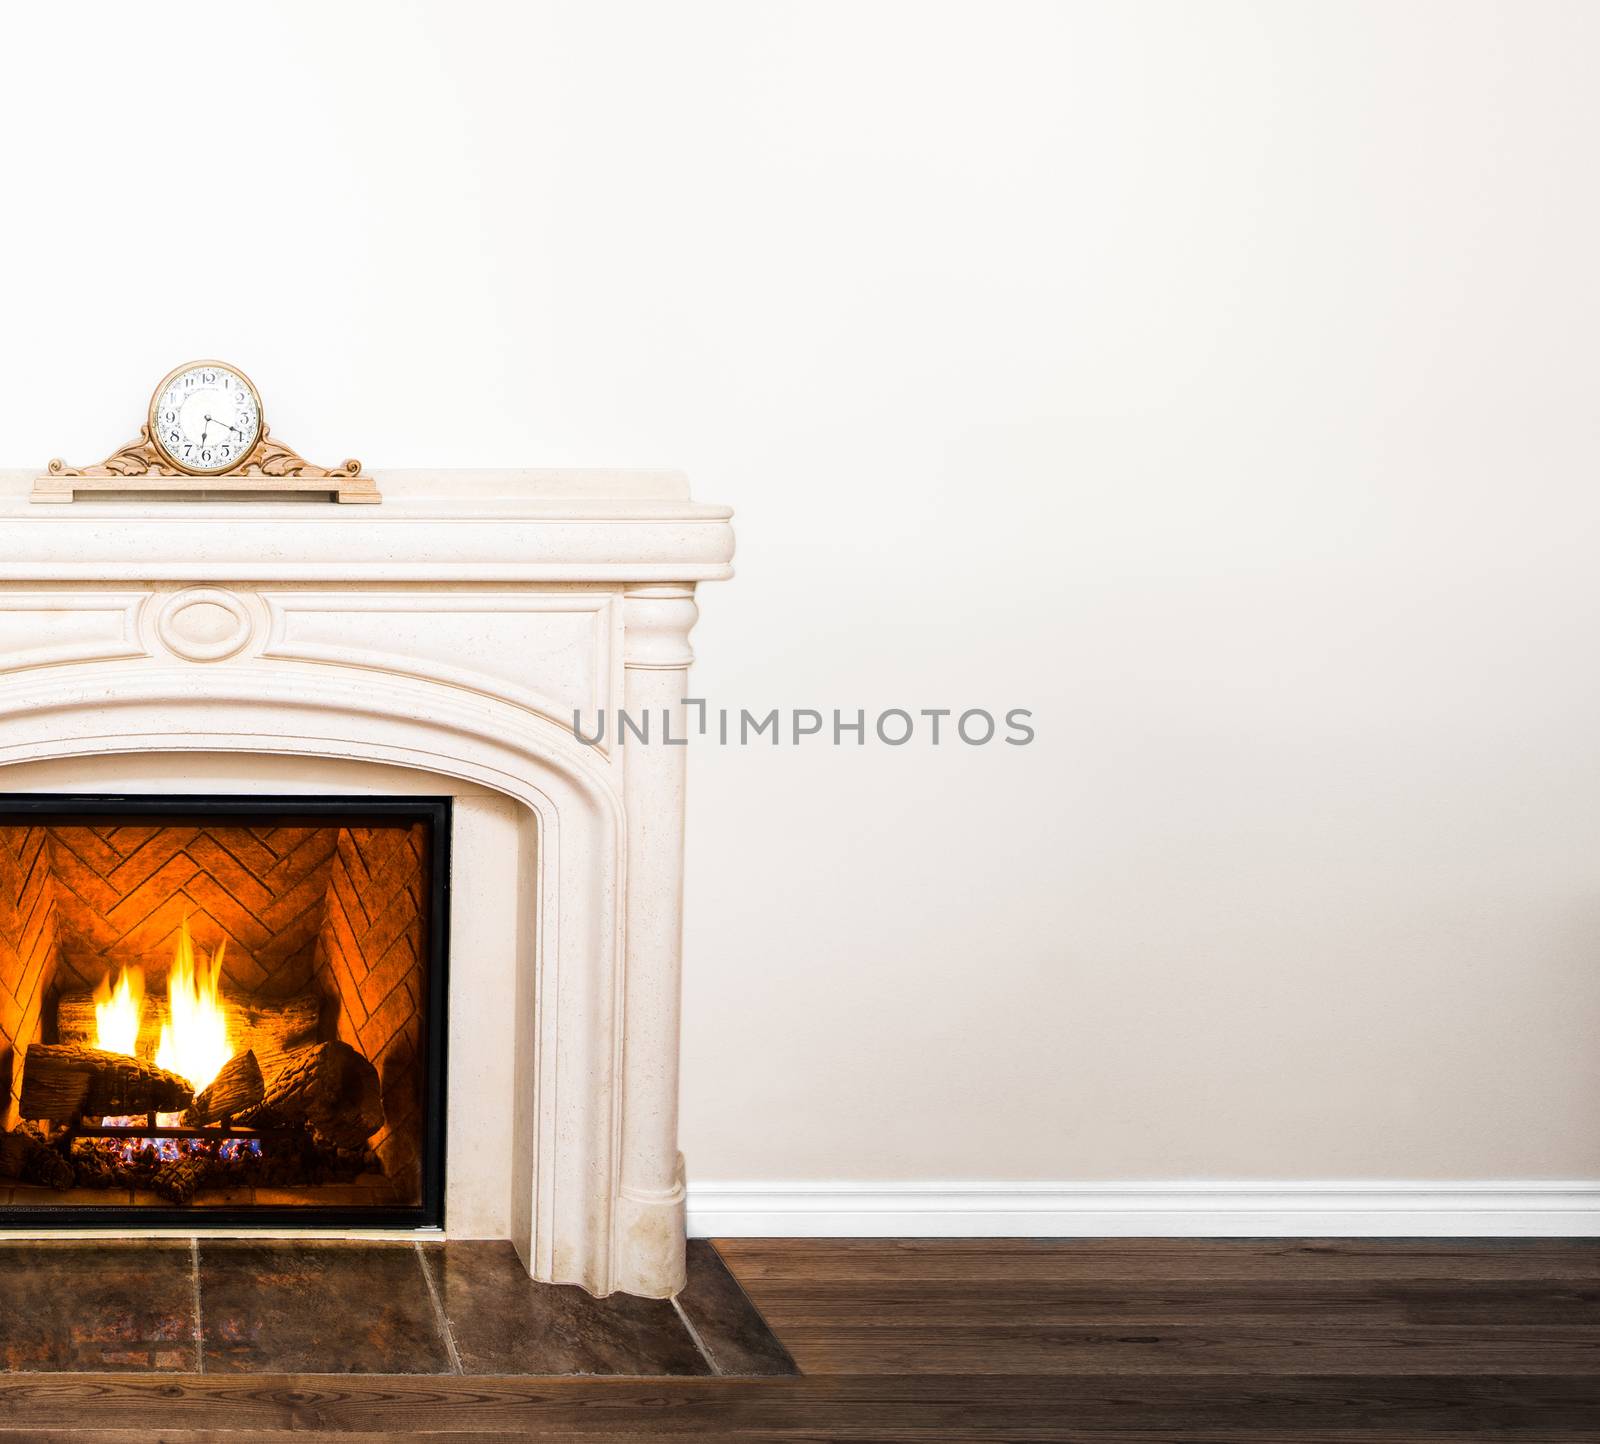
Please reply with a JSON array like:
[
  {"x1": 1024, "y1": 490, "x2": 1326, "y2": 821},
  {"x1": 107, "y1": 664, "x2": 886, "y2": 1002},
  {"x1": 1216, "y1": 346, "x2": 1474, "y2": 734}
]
[{"x1": 0, "y1": 469, "x2": 734, "y2": 1299}]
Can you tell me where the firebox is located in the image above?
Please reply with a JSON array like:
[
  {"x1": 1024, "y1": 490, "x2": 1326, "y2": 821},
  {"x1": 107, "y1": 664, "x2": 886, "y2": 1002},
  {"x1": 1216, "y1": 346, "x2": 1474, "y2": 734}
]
[{"x1": 0, "y1": 795, "x2": 449, "y2": 1228}]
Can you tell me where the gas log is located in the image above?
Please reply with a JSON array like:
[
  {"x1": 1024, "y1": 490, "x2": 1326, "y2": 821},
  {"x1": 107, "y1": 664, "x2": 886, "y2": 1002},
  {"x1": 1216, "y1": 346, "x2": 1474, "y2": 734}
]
[
  {"x1": 183, "y1": 1049, "x2": 265, "y2": 1127},
  {"x1": 18, "y1": 1043, "x2": 192, "y2": 1122},
  {"x1": 248, "y1": 1040, "x2": 383, "y2": 1151},
  {"x1": 55, "y1": 988, "x2": 320, "y2": 1078},
  {"x1": 0, "y1": 1125, "x2": 74, "y2": 1189}
]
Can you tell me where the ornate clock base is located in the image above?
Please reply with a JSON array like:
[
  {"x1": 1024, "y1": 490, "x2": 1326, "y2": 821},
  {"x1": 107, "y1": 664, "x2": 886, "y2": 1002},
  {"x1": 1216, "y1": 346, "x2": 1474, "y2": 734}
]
[{"x1": 31, "y1": 468, "x2": 383, "y2": 505}]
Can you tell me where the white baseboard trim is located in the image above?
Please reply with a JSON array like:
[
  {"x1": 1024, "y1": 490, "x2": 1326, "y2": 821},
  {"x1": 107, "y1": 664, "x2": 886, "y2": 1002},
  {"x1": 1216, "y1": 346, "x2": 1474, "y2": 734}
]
[{"x1": 686, "y1": 1181, "x2": 1600, "y2": 1238}]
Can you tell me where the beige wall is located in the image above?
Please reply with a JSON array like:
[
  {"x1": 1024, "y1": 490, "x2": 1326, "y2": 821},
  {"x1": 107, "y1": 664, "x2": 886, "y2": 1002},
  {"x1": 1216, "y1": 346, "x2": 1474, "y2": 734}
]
[{"x1": 2, "y1": 2, "x2": 1597, "y2": 1188}]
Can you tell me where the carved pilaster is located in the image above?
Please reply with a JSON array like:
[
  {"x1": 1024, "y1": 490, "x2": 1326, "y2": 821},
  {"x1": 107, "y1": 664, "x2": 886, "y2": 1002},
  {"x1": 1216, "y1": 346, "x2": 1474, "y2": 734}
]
[{"x1": 614, "y1": 584, "x2": 698, "y2": 1296}]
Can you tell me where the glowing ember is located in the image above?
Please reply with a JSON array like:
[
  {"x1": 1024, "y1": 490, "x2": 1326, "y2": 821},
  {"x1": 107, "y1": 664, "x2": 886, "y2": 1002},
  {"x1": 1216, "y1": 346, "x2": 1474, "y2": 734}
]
[
  {"x1": 92, "y1": 964, "x2": 144, "y2": 1056},
  {"x1": 154, "y1": 917, "x2": 233, "y2": 1092},
  {"x1": 85, "y1": 1122, "x2": 261, "y2": 1165}
]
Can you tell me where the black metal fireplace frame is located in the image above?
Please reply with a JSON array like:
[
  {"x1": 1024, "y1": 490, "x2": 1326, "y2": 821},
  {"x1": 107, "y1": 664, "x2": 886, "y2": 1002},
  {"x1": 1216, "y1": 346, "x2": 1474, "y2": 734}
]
[{"x1": 0, "y1": 793, "x2": 451, "y2": 1232}]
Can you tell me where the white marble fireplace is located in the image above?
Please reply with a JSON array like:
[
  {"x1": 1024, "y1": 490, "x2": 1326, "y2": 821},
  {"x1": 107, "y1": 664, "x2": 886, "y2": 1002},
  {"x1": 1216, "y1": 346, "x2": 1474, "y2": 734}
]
[{"x1": 0, "y1": 469, "x2": 733, "y2": 1299}]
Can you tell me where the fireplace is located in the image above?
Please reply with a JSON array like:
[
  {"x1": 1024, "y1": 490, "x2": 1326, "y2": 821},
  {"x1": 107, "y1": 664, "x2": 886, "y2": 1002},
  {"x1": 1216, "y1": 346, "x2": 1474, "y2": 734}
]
[
  {"x1": 0, "y1": 795, "x2": 448, "y2": 1227},
  {"x1": 0, "y1": 466, "x2": 732, "y2": 1296}
]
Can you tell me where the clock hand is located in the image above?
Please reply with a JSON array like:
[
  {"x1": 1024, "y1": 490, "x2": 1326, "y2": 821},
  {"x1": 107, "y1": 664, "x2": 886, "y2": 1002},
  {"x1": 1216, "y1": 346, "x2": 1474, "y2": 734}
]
[{"x1": 200, "y1": 413, "x2": 243, "y2": 441}]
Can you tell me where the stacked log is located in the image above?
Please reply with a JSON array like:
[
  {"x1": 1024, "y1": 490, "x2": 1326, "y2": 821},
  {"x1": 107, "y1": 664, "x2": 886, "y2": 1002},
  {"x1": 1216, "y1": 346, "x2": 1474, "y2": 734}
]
[
  {"x1": 18, "y1": 989, "x2": 387, "y2": 1206},
  {"x1": 55, "y1": 989, "x2": 320, "y2": 1080},
  {"x1": 183, "y1": 1049, "x2": 264, "y2": 1127},
  {"x1": 247, "y1": 1040, "x2": 384, "y2": 1151},
  {"x1": 153, "y1": 1154, "x2": 211, "y2": 1205},
  {"x1": 0, "y1": 1125, "x2": 73, "y2": 1190},
  {"x1": 18, "y1": 1043, "x2": 191, "y2": 1122}
]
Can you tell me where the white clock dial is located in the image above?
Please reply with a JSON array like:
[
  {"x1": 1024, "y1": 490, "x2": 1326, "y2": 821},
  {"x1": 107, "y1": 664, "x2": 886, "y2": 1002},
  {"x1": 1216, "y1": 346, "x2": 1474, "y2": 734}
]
[{"x1": 151, "y1": 363, "x2": 262, "y2": 473}]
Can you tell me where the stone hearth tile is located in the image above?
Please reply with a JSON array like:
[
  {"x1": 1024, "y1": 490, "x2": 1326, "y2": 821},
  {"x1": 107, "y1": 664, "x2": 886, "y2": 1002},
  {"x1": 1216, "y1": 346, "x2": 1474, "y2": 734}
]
[
  {"x1": 423, "y1": 1240, "x2": 712, "y2": 1376},
  {"x1": 199, "y1": 1240, "x2": 450, "y2": 1374},
  {"x1": 675, "y1": 1240, "x2": 798, "y2": 1376},
  {"x1": 0, "y1": 1241, "x2": 195, "y2": 1371}
]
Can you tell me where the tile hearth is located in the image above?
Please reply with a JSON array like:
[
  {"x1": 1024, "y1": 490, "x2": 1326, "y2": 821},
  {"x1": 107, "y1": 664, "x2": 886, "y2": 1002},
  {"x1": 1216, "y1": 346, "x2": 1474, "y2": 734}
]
[{"x1": 0, "y1": 1239, "x2": 794, "y2": 1377}]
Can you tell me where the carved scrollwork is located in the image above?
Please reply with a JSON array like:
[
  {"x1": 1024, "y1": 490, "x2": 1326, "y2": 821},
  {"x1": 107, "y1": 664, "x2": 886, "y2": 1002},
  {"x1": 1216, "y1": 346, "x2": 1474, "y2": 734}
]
[
  {"x1": 48, "y1": 426, "x2": 363, "y2": 481},
  {"x1": 240, "y1": 433, "x2": 362, "y2": 480},
  {"x1": 47, "y1": 428, "x2": 167, "y2": 478}
]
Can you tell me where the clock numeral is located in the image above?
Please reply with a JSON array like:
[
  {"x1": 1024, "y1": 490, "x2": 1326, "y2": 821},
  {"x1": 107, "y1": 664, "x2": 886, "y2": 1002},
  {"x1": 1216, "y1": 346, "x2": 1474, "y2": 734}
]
[{"x1": 163, "y1": 409, "x2": 176, "y2": 423}]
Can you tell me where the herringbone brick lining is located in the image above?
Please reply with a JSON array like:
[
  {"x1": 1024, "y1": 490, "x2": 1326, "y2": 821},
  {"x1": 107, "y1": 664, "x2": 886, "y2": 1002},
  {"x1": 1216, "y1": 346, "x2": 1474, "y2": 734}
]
[
  {"x1": 0, "y1": 828, "x2": 56, "y2": 1133},
  {"x1": 313, "y1": 826, "x2": 429, "y2": 1198},
  {"x1": 0, "y1": 821, "x2": 429, "y2": 1202}
]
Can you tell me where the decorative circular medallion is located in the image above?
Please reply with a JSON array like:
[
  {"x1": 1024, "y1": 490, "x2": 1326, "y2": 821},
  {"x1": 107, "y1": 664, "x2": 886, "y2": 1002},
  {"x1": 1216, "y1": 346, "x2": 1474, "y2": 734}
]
[{"x1": 156, "y1": 588, "x2": 254, "y2": 662}]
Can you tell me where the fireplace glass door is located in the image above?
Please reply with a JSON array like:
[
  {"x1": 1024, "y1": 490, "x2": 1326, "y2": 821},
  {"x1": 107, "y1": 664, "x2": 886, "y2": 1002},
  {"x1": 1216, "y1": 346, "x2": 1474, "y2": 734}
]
[{"x1": 0, "y1": 796, "x2": 448, "y2": 1227}]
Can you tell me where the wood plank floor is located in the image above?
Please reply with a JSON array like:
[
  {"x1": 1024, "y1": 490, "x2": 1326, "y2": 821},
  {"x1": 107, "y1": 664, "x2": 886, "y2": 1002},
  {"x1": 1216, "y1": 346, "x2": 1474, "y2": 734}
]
[{"x1": 2, "y1": 1238, "x2": 1598, "y2": 1440}]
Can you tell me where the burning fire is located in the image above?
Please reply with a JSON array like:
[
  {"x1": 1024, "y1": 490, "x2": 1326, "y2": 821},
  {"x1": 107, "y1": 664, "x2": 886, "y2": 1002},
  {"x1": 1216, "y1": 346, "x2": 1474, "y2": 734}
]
[
  {"x1": 92, "y1": 916, "x2": 234, "y2": 1092},
  {"x1": 87, "y1": 918, "x2": 260, "y2": 1168},
  {"x1": 92, "y1": 964, "x2": 144, "y2": 1056},
  {"x1": 154, "y1": 919, "x2": 232, "y2": 1092}
]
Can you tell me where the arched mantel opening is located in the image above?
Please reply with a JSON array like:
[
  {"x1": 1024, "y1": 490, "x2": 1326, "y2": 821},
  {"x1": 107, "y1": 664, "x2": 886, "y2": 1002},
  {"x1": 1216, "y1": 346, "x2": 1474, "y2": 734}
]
[{"x1": 0, "y1": 665, "x2": 683, "y2": 1299}]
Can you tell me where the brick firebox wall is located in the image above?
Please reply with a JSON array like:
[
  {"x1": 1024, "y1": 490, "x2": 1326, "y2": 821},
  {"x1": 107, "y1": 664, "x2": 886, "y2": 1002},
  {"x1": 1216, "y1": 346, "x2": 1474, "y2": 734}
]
[
  {"x1": 48, "y1": 825, "x2": 339, "y2": 997},
  {"x1": 312, "y1": 824, "x2": 429, "y2": 1199},
  {"x1": 0, "y1": 828, "x2": 57, "y2": 1128}
]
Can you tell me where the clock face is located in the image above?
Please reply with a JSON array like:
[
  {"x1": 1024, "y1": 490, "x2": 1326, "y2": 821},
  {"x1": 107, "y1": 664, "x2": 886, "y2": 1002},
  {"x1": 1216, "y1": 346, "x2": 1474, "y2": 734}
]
[{"x1": 149, "y1": 363, "x2": 262, "y2": 473}]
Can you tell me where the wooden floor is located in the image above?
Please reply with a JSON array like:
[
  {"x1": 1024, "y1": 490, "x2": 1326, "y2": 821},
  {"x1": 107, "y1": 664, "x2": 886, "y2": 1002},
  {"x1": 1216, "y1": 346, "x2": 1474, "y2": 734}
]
[{"x1": 2, "y1": 1238, "x2": 1598, "y2": 1440}]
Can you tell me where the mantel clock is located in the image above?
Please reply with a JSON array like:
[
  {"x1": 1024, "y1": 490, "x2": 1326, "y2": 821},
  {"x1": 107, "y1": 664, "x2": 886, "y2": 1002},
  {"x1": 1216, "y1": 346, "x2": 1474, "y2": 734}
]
[{"x1": 34, "y1": 360, "x2": 379, "y2": 504}]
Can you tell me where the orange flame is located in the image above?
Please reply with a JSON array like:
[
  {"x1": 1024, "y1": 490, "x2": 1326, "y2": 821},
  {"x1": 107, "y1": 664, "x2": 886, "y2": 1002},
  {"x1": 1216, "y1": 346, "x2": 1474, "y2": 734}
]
[
  {"x1": 154, "y1": 917, "x2": 233, "y2": 1091},
  {"x1": 92, "y1": 964, "x2": 144, "y2": 1056}
]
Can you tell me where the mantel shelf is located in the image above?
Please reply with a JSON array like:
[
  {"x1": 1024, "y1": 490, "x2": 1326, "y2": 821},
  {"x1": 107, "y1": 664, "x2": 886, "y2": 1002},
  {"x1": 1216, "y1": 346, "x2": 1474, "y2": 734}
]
[{"x1": 0, "y1": 469, "x2": 735, "y2": 583}]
